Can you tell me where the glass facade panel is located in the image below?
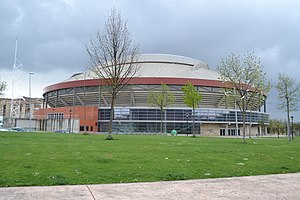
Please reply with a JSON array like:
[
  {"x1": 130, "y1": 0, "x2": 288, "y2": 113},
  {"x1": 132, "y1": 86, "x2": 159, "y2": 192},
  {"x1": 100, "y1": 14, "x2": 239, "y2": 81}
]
[
  {"x1": 148, "y1": 109, "x2": 158, "y2": 120},
  {"x1": 131, "y1": 109, "x2": 139, "y2": 120},
  {"x1": 98, "y1": 121, "x2": 200, "y2": 134},
  {"x1": 106, "y1": 108, "x2": 257, "y2": 123},
  {"x1": 114, "y1": 108, "x2": 129, "y2": 120},
  {"x1": 98, "y1": 107, "x2": 268, "y2": 134}
]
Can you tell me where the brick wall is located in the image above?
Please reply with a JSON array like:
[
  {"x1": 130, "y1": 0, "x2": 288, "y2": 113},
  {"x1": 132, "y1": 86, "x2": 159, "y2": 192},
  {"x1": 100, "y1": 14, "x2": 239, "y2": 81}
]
[{"x1": 34, "y1": 106, "x2": 98, "y2": 132}]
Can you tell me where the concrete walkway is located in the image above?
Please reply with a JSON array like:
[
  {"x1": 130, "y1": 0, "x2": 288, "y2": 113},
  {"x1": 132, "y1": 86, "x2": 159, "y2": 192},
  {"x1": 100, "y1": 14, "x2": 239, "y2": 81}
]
[{"x1": 0, "y1": 173, "x2": 299, "y2": 200}]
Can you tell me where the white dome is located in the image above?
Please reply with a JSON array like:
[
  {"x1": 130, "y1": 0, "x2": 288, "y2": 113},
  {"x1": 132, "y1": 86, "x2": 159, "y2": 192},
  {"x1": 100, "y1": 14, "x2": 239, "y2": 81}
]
[{"x1": 64, "y1": 54, "x2": 219, "y2": 82}]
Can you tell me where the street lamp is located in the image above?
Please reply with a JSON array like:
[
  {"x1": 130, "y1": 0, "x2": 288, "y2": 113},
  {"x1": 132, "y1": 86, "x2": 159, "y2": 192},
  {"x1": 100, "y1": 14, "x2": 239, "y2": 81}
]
[
  {"x1": 291, "y1": 116, "x2": 294, "y2": 140},
  {"x1": 68, "y1": 109, "x2": 72, "y2": 133},
  {"x1": 29, "y1": 72, "x2": 34, "y2": 131}
]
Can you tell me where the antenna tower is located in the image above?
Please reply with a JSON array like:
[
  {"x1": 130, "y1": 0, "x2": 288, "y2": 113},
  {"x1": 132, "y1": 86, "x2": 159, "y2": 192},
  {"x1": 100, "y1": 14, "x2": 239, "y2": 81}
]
[{"x1": 10, "y1": 38, "x2": 23, "y2": 127}]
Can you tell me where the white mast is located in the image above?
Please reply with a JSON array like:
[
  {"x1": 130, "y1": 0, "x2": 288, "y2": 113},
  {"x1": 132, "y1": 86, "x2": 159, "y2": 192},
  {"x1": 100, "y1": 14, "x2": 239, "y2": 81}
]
[{"x1": 10, "y1": 38, "x2": 23, "y2": 127}]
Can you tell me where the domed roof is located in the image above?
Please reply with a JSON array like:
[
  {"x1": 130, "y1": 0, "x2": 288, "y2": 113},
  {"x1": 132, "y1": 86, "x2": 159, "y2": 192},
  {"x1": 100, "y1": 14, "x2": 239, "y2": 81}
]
[{"x1": 64, "y1": 54, "x2": 219, "y2": 82}]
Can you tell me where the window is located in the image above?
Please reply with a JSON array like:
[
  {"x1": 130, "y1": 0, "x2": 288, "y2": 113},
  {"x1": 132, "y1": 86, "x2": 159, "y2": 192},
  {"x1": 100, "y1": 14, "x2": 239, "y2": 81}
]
[
  {"x1": 3, "y1": 105, "x2": 6, "y2": 116},
  {"x1": 220, "y1": 129, "x2": 226, "y2": 136},
  {"x1": 47, "y1": 113, "x2": 64, "y2": 120},
  {"x1": 166, "y1": 109, "x2": 174, "y2": 121},
  {"x1": 80, "y1": 126, "x2": 84, "y2": 131},
  {"x1": 148, "y1": 109, "x2": 157, "y2": 120},
  {"x1": 226, "y1": 128, "x2": 240, "y2": 136},
  {"x1": 114, "y1": 108, "x2": 129, "y2": 120}
]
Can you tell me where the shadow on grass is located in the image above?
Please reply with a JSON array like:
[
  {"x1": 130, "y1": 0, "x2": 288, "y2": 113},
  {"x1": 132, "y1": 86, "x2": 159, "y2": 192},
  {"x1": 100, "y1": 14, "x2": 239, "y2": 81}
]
[
  {"x1": 160, "y1": 172, "x2": 188, "y2": 181},
  {"x1": 51, "y1": 175, "x2": 68, "y2": 185}
]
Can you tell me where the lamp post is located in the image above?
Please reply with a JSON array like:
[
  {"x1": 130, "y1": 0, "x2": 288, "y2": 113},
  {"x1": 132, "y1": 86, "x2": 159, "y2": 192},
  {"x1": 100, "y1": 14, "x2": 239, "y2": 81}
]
[
  {"x1": 291, "y1": 116, "x2": 294, "y2": 140},
  {"x1": 68, "y1": 109, "x2": 72, "y2": 133},
  {"x1": 29, "y1": 72, "x2": 34, "y2": 131}
]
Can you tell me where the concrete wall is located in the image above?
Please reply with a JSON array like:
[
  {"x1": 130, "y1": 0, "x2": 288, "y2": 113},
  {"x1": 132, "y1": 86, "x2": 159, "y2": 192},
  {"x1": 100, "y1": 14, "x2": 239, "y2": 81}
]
[
  {"x1": 44, "y1": 118, "x2": 80, "y2": 133},
  {"x1": 16, "y1": 119, "x2": 38, "y2": 130},
  {"x1": 200, "y1": 123, "x2": 262, "y2": 136},
  {"x1": 200, "y1": 123, "x2": 220, "y2": 136}
]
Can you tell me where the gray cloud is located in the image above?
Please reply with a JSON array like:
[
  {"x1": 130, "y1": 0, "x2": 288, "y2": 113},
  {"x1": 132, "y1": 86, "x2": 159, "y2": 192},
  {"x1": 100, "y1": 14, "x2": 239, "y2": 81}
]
[{"x1": 1, "y1": 0, "x2": 300, "y2": 120}]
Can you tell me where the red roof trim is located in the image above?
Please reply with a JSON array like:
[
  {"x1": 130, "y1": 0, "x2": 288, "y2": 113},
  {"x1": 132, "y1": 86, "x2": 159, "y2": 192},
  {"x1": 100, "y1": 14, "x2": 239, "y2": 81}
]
[{"x1": 43, "y1": 77, "x2": 225, "y2": 94}]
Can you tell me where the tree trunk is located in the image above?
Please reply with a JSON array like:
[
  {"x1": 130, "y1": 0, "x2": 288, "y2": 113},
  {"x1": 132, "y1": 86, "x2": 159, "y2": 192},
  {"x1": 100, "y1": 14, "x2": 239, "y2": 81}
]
[
  {"x1": 249, "y1": 123, "x2": 252, "y2": 138},
  {"x1": 192, "y1": 108, "x2": 195, "y2": 137},
  {"x1": 242, "y1": 111, "x2": 246, "y2": 143},
  {"x1": 249, "y1": 110, "x2": 252, "y2": 138},
  {"x1": 160, "y1": 110, "x2": 163, "y2": 135},
  {"x1": 286, "y1": 97, "x2": 291, "y2": 142},
  {"x1": 107, "y1": 91, "x2": 116, "y2": 140}
]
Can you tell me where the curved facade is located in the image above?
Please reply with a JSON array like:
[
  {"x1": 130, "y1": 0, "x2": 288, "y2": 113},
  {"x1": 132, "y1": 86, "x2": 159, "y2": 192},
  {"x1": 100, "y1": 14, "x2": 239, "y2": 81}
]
[{"x1": 36, "y1": 54, "x2": 268, "y2": 136}]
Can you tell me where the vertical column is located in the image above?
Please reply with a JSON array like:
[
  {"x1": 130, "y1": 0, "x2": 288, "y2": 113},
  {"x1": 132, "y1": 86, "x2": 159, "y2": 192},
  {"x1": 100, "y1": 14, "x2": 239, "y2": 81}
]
[
  {"x1": 225, "y1": 124, "x2": 228, "y2": 136},
  {"x1": 98, "y1": 85, "x2": 101, "y2": 107},
  {"x1": 98, "y1": 85, "x2": 101, "y2": 132},
  {"x1": 73, "y1": 87, "x2": 76, "y2": 107},
  {"x1": 45, "y1": 96, "x2": 48, "y2": 109},
  {"x1": 55, "y1": 90, "x2": 58, "y2": 107},
  {"x1": 164, "y1": 110, "x2": 167, "y2": 133},
  {"x1": 258, "y1": 93, "x2": 261, "y2": 112},
  {"x1": 43, "y1": 97, "x2": 45, "y2": 109},
  {"x1": 130, "y1": 85, "x2": 133, "y2": 106},
  {"x1": 72, "y1": 87, "x2": 76, "y2": 133}
]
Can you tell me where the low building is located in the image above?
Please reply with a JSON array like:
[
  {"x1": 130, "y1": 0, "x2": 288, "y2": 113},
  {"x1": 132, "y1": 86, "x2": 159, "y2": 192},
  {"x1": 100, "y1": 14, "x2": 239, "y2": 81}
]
[{"x1": 0, "y1": 97, "x2": 43, "y2": 129}]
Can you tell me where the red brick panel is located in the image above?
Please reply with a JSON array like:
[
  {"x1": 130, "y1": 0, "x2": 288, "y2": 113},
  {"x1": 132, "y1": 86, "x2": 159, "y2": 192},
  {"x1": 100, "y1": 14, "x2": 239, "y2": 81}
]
[{"x1": 34, "y1": 106, "x2": 98, "y2": 132}]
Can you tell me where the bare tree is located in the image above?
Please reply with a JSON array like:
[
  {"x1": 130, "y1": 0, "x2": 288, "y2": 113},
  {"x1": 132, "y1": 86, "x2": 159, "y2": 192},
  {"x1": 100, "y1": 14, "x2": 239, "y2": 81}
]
[
  {"x1": 217, "y1": 52, "x2": 271, "y2": 143},
  {"x1": 148, "y1": 84, "x2": 175, "y2": 135},
  {"x1": 276, "y1": 72, "x2": 300, "y2": 141},
  {"x1": 0, "y1": 75, "x2": 7, "y2": 98},
  {"x1": 86, "y1": 8, "x2": 139, "y2": 140},
  {"x1": 0, "y1": 76, "x2": 7, "y2": 129}
]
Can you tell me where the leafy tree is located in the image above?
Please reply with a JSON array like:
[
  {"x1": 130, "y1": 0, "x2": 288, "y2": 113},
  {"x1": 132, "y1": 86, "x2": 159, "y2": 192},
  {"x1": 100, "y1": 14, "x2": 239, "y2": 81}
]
[
  {"x1": 148, "y1": 84, "x2": 174, "y2": 134},
  {"x1": 258, "y1": 119, "x2": 267, "y2": 136},
  {"x1": 280, "y1": 120, "x2": 287, "y2": 136},
  {"x1": 86, "y1": 8, "x2": 139, "y2": 140},
  {"x1": 268, "y1": 119, "x2": 281, "y2": 136},
  {"x1": 217, "y1": 52, "x2": 271, "y2": 143},
  {"x1": 294, "y1": 122, "x2": 300, "y2": 135},
  {"x1": 182, "y1": 81, "x2": 202, "y2": 137},
  {"x1": 275, "y1": 72, "x2": 300, "y2": 141},
  {"x1": 268, "y1": 119, "x2": 293, "y2": 138}
]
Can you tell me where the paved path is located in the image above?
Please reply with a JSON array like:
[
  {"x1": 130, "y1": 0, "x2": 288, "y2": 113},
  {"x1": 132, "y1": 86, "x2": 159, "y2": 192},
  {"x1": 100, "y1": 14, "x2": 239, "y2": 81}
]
[{"x1": 0, "y1": 173, "x2": 299, "y2": 200}]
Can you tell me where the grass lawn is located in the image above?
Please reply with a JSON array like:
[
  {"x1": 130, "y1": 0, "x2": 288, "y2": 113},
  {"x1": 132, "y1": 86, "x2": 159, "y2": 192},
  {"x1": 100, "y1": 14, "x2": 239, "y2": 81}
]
[{"x1": 0, "y1": 132, "x2": 299, "y2": 187}]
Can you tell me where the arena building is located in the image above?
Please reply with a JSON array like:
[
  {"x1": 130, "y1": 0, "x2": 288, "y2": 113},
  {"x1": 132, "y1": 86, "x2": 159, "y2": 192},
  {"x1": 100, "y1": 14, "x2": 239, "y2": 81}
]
[{"x1": 35, "y1": 54, "x2": 269, "y2": 136}]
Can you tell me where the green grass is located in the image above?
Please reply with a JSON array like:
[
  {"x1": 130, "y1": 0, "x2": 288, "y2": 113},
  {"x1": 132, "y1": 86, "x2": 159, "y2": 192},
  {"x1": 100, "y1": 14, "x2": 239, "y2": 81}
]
[{"x1": 0, "y1": 132, "x2": 299, "y2": 187}]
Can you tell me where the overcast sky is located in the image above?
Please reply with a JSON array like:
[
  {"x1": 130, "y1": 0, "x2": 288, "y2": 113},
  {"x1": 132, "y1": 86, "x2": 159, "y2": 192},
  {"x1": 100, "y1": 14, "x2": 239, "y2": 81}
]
[{"x1": 1, "y1": 0, "x2": 300, "y2": 120}]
